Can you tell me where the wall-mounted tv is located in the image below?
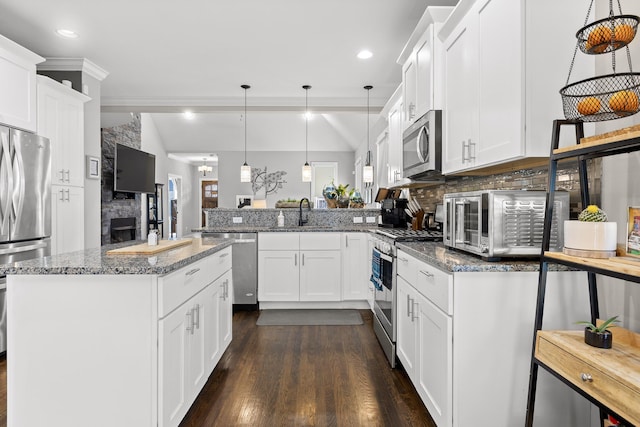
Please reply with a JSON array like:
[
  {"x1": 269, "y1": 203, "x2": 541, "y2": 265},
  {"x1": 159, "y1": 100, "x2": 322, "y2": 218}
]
[{"x1": 114, "y1": 143, "x2": 156, "y2": 194}]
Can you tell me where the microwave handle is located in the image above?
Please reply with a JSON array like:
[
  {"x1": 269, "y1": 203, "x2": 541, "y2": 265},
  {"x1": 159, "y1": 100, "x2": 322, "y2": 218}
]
[
  {"x1": 416, "y1": 125, "x2": 429, "y2": 163},
  {"x1": 455, "y1": 200, "x2": 468, "y2": 244}
]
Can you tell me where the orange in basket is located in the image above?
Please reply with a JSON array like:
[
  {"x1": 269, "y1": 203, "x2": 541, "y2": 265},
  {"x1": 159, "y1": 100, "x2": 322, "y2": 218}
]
[
  {"x1": 614, "y1": 23, "x2": 635, "y2": 44},
  {"x1": 587, "y1": 25, "x2": 613, "y2": 47},
  {"x1": 576, "y1": 97, "x2": 601, "y2": 115},
  {"x1": 608, "y1": 90, "x2": 639, "y2": 113}
]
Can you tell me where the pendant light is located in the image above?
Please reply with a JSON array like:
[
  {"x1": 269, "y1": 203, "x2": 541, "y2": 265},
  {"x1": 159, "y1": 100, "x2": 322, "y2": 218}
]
[
  {"x1": 240, "y1": 84, "x2": 252, "y2": 183},
  {"x1": 363, "y1": 85, "x2": 374, "y2": 183},
  {"x1": 302, "y1": 85, "x2": 312, "y2": 182},
  {"x1": 198, "y1": 157, "x2": 212, "y2": 176}
]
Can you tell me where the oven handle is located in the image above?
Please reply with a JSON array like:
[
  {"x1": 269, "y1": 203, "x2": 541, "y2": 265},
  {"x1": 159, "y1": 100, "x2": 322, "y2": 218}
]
[{"x1": 374, "y1": 249, "x2": 393, "y2": 263}]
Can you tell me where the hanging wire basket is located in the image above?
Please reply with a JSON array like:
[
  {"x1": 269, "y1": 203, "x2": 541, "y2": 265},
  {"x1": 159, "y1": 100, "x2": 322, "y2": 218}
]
[
  {"x1": 561, "y1": 0, "x2": 640, "y2": 122},
  {"x1": 577, "y1": 15, "x2": 639, "y2": 55}
]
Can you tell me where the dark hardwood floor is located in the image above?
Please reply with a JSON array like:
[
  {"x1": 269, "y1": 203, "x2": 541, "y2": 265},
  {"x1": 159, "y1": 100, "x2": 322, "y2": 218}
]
[{"x1": 0, "y1": 310, "x2": 434, "y2": 427}]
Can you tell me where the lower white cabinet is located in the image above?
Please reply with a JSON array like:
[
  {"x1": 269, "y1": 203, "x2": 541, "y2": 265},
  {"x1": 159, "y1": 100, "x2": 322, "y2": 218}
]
[
  {"x1": 396, "y1": 248, "x2": 593, "y2": 427},
  {"x1": 258, "y1": 232, "x2": 342, "y2": 302},
  {"x1": 341, "y1": 232, "x2": 369, "y2": 301}
]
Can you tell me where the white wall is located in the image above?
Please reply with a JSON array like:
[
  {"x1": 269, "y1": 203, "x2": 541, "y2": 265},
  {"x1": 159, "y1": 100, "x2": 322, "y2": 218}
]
[
  {"x1": 140, "y1": 114, "x2": 199, "y2": 237},
  {"x1": 216, "y1": 150, "x2": 355, "y2": 208},
  {"x1": 594, "y1": 0, "x2": 640, "y2": 332}
]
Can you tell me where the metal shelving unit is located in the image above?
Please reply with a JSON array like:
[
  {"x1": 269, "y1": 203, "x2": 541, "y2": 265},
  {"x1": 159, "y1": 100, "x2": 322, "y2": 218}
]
[{"x1": 525, "y1": 119, "x2": 640, "y2": 427}]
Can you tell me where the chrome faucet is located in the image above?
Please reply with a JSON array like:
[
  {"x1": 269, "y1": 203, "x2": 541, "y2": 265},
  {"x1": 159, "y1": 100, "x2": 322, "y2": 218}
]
[{"x1": 299, "y1": 198, "x2": 311, "y2": 226}]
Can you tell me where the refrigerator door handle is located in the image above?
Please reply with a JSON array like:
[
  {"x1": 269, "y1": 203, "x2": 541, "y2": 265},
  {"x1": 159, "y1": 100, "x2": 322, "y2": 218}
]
[
  {"x1": 0, "y1": 130, "x2": 13, "y2": 239},
  {"x1": 12, "y1": 141, "x2": 25, "y2": 226},
  {"x1": 0, "y1": 241, "x2": 47, "y2": 255}
]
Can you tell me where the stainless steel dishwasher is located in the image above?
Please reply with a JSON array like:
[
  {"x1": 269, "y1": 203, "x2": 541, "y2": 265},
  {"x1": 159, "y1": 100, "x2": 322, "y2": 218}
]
[{"x1": 203, "y1": 232, "x2": 257, "y2": 307}]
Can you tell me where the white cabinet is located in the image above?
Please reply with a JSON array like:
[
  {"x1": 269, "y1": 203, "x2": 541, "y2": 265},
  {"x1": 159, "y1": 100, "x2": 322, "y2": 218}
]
[
  {"x1": 258, "y1": 232, "x2": 342, "y2": 302},
  {"x1": 51, "y1": 186, "x2": 84, "y2": 255},
  {"x1": 440, "y1": 0, "x2": 594, "y2": 174},
  {"x1": 387, "y1": 93, "x2": 404, "y2": 185},
  {"x1": 341, "y1": 233, "x2": 369, "y2": 301},
  {"x1": 37, "y1": 75, "x2": 89, "y2": 187},
  {"x1": 0, "y1": 35, "x2": 43, "y2": 132},
  {"x1": 396, "y1": 248, "x2": 592, "y2": 426},
  {"x1": 399, "y1": 6, "x2": 453, "y2": 130}
]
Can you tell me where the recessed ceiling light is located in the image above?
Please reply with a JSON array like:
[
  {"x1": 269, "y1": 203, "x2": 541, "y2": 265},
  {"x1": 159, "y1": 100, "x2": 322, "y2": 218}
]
[
  {"x1": 357, "y1": 50, "x2": 373, "y2": 59},
  {"x1": 55, "y1": 29, "x2": 78, "y2": 39},
  {"x1": 183, "y1": 111, "x2": 194, "y2": 120}
]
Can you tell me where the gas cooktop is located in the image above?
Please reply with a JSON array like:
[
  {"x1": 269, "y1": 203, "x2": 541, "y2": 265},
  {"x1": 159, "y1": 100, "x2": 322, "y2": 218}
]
[{"x1": 374, "y1": 228, "x2": 443, "y2": 242}]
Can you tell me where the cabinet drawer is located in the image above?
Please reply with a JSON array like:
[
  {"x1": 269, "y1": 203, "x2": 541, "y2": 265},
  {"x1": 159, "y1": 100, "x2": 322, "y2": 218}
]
[
  {"x1": 158, "y1": 256, "x2": 214, "y2": 318},
  {"x1": 259, "y1": 232, "x2": 299, "y2": 250},
  {"x1": 397, "y1": 250, "x2": 418, "y2": 284},
  {"x1": 536, "y1": 331, "x2": 640, "y2": 425},
  {"x1": 398, "y1": 250, "x2": 452, "y2": 315},
  {"x1": 210, "y1": 246, "x2": 232, "y2": 281},
  {"x1": 300, "y1": 232, "x2": 341, "y2": 250}
]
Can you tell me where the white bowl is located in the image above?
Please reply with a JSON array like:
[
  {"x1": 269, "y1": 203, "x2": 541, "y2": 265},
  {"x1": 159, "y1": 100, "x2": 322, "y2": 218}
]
[{"x1": 564, "y1": 220, "x2": 617, "y2": 251}]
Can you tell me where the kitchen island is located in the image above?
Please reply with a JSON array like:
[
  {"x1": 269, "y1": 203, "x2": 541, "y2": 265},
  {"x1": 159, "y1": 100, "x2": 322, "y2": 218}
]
[{"x1": 1, "y1": 237, "x2": 233, "y2": 427}]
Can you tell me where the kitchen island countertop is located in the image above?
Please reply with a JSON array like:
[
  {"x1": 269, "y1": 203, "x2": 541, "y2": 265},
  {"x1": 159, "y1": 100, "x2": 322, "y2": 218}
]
[
  {"x1": 397, "y1": 241, "x2": 576, "y2": 273},
  {"x1": 194, "y1": 225, "x2": 379, "y2": 233},
  {"x1": 0, "y1": 237, "x2": 232, "y2": 275}
]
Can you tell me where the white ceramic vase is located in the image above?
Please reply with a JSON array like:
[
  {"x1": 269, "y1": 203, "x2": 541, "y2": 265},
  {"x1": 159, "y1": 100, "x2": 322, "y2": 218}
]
[{"x1": 564, "y1": 220, "x2": 617, "y2": 251}]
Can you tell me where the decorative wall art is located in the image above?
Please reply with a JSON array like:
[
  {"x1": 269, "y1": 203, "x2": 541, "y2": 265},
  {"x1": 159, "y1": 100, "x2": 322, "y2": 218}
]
[{"x1": 251, "y1": 166, "x2": 287, "y2": 196}]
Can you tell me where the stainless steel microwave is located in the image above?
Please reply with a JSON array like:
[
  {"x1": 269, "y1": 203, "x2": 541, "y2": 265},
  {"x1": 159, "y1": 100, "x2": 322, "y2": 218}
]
[
  {"x1": 442, "y1": 190, "x2": 569, "y2": 260},
  {"x1": 402, "y1": 110, "x2": 442, "y2": 179}
]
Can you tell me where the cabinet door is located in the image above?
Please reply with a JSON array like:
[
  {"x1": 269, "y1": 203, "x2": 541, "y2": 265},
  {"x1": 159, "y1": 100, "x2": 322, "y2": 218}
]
[
  {"x1": 258, "y1": 250, "x2": 299, "y2": 301},
  {"x1": 300, "y1": 250, "x2": 341, "y2": 301},
  {"x1": 202, "y1": 278, "x2": 221, "y2": 373},
  {"x1": 218, "y1": 271, "x2": 233, "y2": 351},
  {"x1": 476, "y1": 0, "x2": 523, "y2": 167},
  {"x1": 51, "y1": 185, "x2": 84, "y2": 256},
  {"x1": 37, "y1": 76, "x2": 88, "y2": 187},
  {"x1": 402, "y1": 57, "x2": 417, "y2": 130},
  {"x1": 186, "y1": 299, "x2": 206, "y2": 405},
  {"x1": 376, "y1": 129, "x2": 390, "y2": 189},
  {"x1": 341, "y1": 233, "x2": 368, "y2": 301},
  {"x1": 443, "y1": 13, "x2": 478, "y2": 174},
  {"x1": 387, "y1": 98, "x2": 404, "y2": 184},
  {"x1": 416, "y1": 292, "x2": 452, "y2": 427},
  {"x1": 396, "y1": 276, "x2": 418, "y2": 379},
  {"x1": 158, "y1": 305, "x2": 191, "y2": 427},
  {"x1": 0, "y1": 37, "x2": 40, "y2": 132},
  {"x1": 415, "y1": 29, "x2": 433, "y2": 117}
]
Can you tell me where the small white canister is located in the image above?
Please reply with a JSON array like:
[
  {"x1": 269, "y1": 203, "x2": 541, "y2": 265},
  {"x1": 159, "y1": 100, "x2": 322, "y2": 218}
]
[{"x1": 148, "y1": 230, "x2": 158, "y2": 246}]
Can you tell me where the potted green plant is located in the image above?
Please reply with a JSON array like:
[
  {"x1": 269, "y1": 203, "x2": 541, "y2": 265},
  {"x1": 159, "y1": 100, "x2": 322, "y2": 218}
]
[
  {"x1": 334, "y1": 182, "x2": 352, "y2": 208},
  {"x1": 576, "y1": 315, "x2": 620, "y2": 349},
  {"x1": 564, "y1": 205, "x2": 617, "y2": 257},
  {"x1": 349, "y1": 190, "x2": 364, "y2": 208}
]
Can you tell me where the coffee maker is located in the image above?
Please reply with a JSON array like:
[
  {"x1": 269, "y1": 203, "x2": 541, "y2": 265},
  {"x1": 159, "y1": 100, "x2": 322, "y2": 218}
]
[{"x1": 376, "y1": 188, "x2": 409, "y2": 228}]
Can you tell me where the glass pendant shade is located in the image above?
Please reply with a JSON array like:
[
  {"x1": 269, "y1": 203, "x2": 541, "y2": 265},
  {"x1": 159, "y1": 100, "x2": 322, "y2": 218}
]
[
  {"x1": 240, "y1": 162, "x2": 251, "y2": 183},
  {"x1": 302, "y1": 162, "x2": 312, "y2": 182},
  {"x1": 363, "y1": 164, "x2": 374, "y2": 183}
]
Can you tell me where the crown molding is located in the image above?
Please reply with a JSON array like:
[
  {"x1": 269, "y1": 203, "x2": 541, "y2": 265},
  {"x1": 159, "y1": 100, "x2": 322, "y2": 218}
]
[{"x1": 37, "y1": 58, "x2": 109, "y2": 81}]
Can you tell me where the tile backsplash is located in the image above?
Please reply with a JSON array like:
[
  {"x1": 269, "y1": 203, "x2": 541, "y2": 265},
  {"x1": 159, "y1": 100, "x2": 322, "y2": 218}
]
[{"x1": 411, "y1": 159, "x2": 601, "y2": 219}]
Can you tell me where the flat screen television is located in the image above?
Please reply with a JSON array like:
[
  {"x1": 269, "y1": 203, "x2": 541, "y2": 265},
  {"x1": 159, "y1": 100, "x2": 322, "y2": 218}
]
[{"x1": 114, "y1": 143, "x2": 156, "y2": 194}]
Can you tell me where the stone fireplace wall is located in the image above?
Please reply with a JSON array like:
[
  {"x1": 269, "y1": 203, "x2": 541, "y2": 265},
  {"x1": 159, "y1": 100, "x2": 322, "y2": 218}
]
[{"x1": 101, "y1": 114, "x2": 143, "y2": 245}]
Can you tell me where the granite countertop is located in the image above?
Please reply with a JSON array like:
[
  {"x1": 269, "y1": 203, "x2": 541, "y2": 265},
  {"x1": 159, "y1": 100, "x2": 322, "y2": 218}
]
[
  {"x1": 194, "y1": 226, "x2": 379, "y2": 233},
  {"x1": 0, "y1": 238, "x2": 233, "y2": 275},
  {"x1": 397, "y1": 242, "x2": 576, "y2": 273}
]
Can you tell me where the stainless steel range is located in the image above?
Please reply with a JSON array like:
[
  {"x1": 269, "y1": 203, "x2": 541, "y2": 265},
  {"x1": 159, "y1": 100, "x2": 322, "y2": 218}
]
[{"x1": 370, "y1": 228, "x2": 443, "y2": 367}]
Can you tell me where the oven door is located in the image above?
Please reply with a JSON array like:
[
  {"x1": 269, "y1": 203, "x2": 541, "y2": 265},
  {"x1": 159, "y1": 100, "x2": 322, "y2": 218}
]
[
  {"x1": 452, "y1": 195, "x2": 483, "y2": 254},
  {"x1": 372, "y1": 247, "x2": 395, "y2": 341}
]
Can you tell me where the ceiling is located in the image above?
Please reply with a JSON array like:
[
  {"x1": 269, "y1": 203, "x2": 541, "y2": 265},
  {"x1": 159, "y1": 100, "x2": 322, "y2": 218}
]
[{"x1": 0, "y1": 0, "x2": 459, "y2": 163}]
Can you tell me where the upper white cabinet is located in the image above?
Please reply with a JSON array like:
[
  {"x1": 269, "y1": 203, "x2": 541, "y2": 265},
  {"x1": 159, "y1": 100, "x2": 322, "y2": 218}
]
[
  {"x1": 0, "y1": 35, "x2": 43, "y2": 132},
  {"x1": 37, "y1": 75, "x2": 90, "y2": 188},
  {"x1": 399, "y1": 6, "x2": 454, "y2": 130},
  {"x1": 386, "y1": 88, "x2": 404, "y2": 185},
  {"x1": 439, "y1": 0, "x2": 594, "y2": 174}
]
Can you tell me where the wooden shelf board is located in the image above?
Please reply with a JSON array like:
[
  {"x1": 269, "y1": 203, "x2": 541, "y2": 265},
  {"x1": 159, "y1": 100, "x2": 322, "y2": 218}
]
[
  {"x1": 536, "y1": 329, "x2": 640, "y2": 425},
  {"x1": 544, "y1": 251, "x2": 640, "y2": 279},
  {"x1": 106, "y1": 238, "x2": 193, "y2": 255},
  {"x1": 554, "y1": 124, "x2": 640, "y2": 157}
]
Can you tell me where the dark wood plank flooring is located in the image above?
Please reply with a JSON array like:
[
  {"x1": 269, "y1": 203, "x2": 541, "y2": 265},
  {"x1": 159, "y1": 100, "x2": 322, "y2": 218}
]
[{"x1": 0, "y1": 310, "x2": 434, "y2": 427}]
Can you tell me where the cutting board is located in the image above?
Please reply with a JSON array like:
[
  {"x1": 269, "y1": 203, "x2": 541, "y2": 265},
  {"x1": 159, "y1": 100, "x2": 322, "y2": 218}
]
[{"x1": 106, "y1": 238, "x2": 193, "y2": 255}]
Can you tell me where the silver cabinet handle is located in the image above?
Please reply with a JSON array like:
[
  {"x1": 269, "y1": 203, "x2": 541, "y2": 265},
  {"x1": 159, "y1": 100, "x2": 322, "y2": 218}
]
[
  {"x1": 468, "y1": 139, "x2": 475, "y2": 161},
  {"x1": 220, "y1": 281, "x2": 225, "y2": 299},
  {"x1": 193, "y1": 304, "x2": 200, "y2": 329},
  {"x1": 64, "y1": 169, "x2": 70, "y2": 182},
  {"x1": 64, "y1": 188, "x2": 70, "y2": 201},
  {"x1": 219, "y1": 252, "x2": 229, "y2": 258},
  {"x1": 294, "y1": 253, "x2": 297, "y2": 266},
  {"x1": 411, "y1": 302, "x2": 419, "y2": 321},
  {"x1": 186, "y1": 310, "x2": 193, "y2": 333},
  {"x1": 59, "y1": 169, "x2": 65, "y2": 182},
  {"x1": 419, "y1": 270, "x2": 434, "y2": 278},
  {"x1": 345, "y1": 235, "x2": 348, "y2": 247},
  {"x1": 580, "y1": 373, "x2": 593, "y2": 382},
  {"x1": 302, "y1": 253, "x2": 305, "y2": 266},
  {"x1": 225, "y1": 279, "x2": 230, "y2": 299},
  {"x1": 398, "y1": 257, "x2": 409, "y2": 263},
  {"x1": 461, "y1": 140, "x2": 467, "y2": 163},
  {"x1": 59, "y1": 189, "x2": 64, "y2": 201},
  {"x1": 407, "y1": 294, "x2": 412, "y2": 318},
  {"x1": 185, "y1": 268, "x2": 200, "y2": 276}
]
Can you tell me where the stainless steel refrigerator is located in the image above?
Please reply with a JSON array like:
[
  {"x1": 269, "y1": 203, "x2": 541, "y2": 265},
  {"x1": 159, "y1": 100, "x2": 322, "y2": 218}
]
[{"x1": 0, "y1": 125, "x2": 52, "y2": 353}]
